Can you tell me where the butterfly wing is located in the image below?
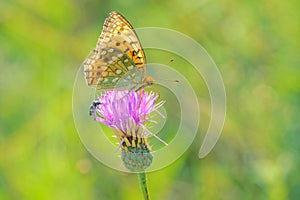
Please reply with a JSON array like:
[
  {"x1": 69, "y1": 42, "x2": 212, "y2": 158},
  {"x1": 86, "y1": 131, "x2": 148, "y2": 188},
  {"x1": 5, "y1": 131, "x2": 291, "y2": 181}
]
[
  {"x1": 85, "y1": 47, "x2": 143, "y2": 90},
  {"x1": 84, "y1": 11, "x2": 146, "y2": 90},
  {"x1": 114, "y1": 62, "x2": 144, "y2": 91}
]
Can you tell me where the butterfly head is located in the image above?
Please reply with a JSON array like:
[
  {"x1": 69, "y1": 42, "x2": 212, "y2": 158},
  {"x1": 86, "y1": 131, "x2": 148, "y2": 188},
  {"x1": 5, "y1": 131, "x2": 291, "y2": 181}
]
[{"x1": 144, "y1": 76, "x2": 155, "y2": 86}]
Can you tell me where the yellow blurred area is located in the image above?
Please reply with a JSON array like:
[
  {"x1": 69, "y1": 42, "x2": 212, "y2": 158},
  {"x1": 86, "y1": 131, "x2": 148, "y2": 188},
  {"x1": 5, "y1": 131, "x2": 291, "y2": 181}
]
[{"x1": 1, "y1": 0, "x2": 300, "y2": 199}]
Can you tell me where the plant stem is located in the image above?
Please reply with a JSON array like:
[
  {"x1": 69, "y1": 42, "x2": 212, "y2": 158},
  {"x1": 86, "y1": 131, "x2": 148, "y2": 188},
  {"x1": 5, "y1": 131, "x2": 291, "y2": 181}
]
[{"x1": 138, "y1": 172, "x2": 150, "y2": 200}]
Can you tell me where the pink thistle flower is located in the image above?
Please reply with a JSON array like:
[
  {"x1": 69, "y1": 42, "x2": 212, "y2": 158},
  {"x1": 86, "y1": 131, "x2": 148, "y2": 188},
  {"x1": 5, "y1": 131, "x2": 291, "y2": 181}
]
[{"x1": 91, "y1": 90, "x2": 167, "y2": 171}]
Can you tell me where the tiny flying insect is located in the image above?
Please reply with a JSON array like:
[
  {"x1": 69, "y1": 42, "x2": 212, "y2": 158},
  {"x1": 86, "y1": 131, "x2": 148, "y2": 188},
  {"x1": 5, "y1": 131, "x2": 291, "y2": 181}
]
[{"x1": 89, "y1": 100, "x2": 101, "y2": 118}]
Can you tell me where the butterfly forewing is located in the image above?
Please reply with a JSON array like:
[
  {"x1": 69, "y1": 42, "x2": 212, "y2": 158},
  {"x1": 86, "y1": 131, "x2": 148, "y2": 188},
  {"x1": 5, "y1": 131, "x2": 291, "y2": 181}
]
[
  {"x1": 84, "y1": 11, "x2": 147, "y2": 90},
  {"x1": 97, "y1": 12, "x2": 146, "y2": 69}
]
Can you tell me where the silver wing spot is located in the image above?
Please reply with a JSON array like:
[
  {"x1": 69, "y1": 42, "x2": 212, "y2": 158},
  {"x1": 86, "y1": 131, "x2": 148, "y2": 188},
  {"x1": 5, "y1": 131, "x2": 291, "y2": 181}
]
[{"x1": 112, "y1": 77, "x2": 119, "y2": 83}]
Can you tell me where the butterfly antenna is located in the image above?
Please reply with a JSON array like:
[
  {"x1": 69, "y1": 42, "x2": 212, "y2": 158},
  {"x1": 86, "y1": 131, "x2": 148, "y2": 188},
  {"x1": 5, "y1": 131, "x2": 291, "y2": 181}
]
[
  {"x1": 155, "y1": 78, "x2": 179, "y2": 83},
  {"x1": 154, "y1": 58, "x2": 179, "y2": 83},
  {"x1": 166, "y1": 58, "x2": 174, "y2": 65}
]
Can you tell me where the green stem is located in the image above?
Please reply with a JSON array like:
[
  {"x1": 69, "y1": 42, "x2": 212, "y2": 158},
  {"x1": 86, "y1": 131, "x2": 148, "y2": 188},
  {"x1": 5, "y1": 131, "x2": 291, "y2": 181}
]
[{"x1": 138, "y1": 172, "x2": 150, "y2": 200}]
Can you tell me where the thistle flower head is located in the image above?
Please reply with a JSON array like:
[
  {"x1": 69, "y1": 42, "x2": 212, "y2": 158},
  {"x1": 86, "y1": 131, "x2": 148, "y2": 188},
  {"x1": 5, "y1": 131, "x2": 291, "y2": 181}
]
[
  {"x1": 92, "y1": 89, "x2": 166, "y2": 172},
  {"x1": 93, "y1": 90, "x2": 164, "y2": 133}
]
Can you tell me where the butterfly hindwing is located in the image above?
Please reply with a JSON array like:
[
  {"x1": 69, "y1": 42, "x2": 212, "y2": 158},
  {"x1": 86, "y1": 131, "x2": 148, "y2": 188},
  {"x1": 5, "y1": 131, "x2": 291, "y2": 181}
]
[
  {"x1": 84, "y1": 47, "x2": 143, "y2": 89},
  {"x1": 114, "y1": 64, "x2": 143, "y2": 91}
]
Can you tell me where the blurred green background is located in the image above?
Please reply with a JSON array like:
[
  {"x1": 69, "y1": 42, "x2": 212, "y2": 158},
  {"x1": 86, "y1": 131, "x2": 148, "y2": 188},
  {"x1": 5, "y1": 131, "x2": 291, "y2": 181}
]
[{"x1": 1, "y1": 0, "x2": 300, "y2": 199}]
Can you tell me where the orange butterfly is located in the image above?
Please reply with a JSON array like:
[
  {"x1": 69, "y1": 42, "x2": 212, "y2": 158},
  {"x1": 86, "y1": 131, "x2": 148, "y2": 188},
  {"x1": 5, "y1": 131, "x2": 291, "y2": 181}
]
[{"x1": 84, "y1": 11, "x2": 154, "y2": 91}]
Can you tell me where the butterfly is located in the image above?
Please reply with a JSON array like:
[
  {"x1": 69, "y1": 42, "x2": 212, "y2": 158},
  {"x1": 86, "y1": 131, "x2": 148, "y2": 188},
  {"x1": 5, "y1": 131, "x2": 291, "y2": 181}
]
[{"x1": 83, "y1": 11, "x2": 154, "y2": 91}]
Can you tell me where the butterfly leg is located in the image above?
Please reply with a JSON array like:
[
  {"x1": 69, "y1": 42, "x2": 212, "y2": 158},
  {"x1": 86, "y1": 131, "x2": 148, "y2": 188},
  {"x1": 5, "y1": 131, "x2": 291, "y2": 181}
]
[{"x1": 134, "y1": 81, "x2": 153, "y2": 92}]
